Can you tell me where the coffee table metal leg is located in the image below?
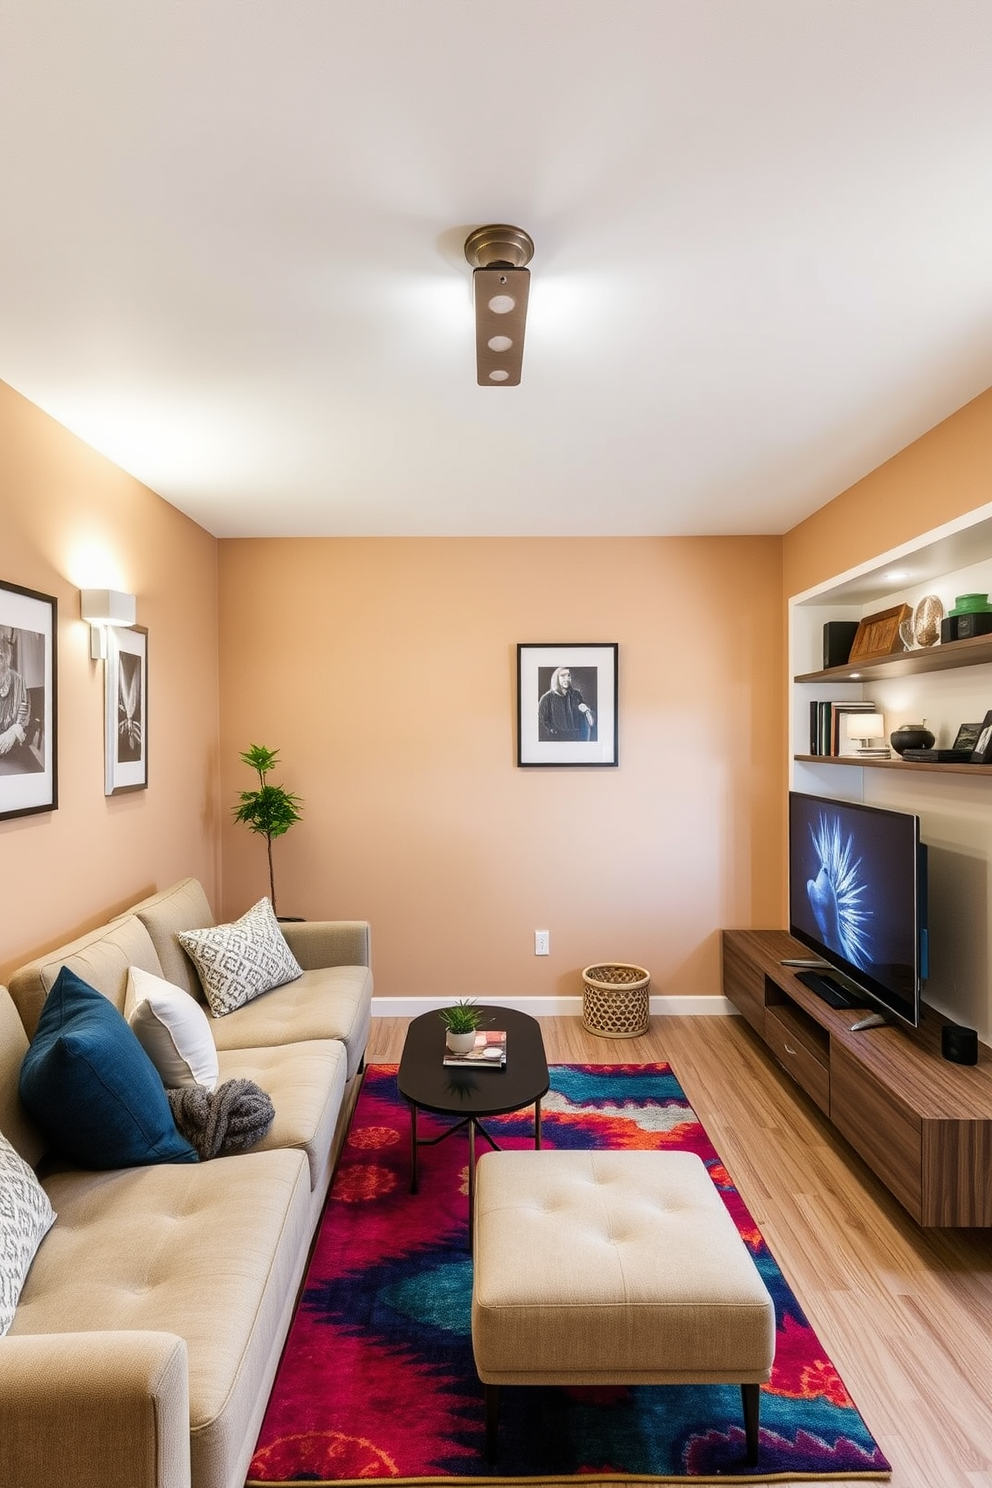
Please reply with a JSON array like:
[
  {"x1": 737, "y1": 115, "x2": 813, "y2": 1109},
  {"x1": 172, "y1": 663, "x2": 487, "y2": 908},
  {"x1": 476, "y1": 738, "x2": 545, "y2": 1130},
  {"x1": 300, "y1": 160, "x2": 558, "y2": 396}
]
[
  {"x1": 410, "y1": 1103, "x2": 419, "y2": 1193},
  {"x1": 535, "y1": 1096, "x2": 542, "y2": 1149}
]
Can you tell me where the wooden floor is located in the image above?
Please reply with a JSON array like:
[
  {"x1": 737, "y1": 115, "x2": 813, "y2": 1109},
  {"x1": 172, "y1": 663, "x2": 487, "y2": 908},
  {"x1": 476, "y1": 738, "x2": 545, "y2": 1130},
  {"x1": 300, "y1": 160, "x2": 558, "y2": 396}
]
[{"x1": 366, "y1": 1012, "x2": 992, "y2": 1488}]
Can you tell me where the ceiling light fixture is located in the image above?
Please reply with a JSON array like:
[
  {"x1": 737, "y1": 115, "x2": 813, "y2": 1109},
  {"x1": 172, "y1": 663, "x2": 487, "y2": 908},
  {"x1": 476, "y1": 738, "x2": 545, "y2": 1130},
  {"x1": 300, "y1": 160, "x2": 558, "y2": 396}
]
[{"x1": 464, "y1": 224, "x2": 534, "y2": 387}]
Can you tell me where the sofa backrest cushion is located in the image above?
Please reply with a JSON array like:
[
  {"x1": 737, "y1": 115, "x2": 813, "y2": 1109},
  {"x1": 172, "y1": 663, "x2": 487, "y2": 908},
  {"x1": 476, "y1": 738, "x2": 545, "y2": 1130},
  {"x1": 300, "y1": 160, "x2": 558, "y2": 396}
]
[
  {"x1": 0, "y1": 986, "x2": 45, "y2": 1169},
  {"x1": 19, "y1": 967, "x2": 199, "y2": 1169},
  {"x1": 8, "y1": 915, "x2": 164, "y2": 1040},
  {"x1": 129, "y1": 877, "x2": 216, "y2": 1003}
]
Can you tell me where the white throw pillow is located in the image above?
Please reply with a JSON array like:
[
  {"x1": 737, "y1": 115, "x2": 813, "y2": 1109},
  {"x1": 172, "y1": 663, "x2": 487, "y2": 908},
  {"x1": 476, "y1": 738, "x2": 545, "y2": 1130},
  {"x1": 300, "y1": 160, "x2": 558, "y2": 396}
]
[
  {"x1": 0, "y1": 1130, "x2": 56, "y2": 1335},
  {"x1": 177, "y1": 897, "x2": 303, "y2": 1018},
  {"x1": 126, "y1": 966, "x2": 220, "y2": 1089}
]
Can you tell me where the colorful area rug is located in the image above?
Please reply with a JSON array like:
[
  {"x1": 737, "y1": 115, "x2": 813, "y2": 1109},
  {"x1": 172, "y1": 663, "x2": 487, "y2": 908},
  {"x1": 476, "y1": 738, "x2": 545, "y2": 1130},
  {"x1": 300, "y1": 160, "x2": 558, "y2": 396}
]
[{"x1": 247, "y1": 1064, "x2": 890, "y2": 1485}]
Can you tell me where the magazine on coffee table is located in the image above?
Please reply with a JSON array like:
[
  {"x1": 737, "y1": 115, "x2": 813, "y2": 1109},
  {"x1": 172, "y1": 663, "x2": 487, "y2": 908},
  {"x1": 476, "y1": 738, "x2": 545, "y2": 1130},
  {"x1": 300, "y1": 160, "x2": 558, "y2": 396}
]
[{"x1": 443, "y1": 1030, "x2": 507, "y2": 1068}]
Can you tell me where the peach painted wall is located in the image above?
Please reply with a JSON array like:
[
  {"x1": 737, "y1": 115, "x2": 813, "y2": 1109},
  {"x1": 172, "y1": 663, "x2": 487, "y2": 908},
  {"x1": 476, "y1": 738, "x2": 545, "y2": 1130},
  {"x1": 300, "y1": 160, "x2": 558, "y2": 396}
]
[
  {"x1": 218, "y1": 537, "x2": 784, "y2": 1002},
  {"x1": 0, "y1": 379, "x2": 221, "y2": 983},
  {"x1": 784, "y1": 387, "x2": 992, "y2": 597}
]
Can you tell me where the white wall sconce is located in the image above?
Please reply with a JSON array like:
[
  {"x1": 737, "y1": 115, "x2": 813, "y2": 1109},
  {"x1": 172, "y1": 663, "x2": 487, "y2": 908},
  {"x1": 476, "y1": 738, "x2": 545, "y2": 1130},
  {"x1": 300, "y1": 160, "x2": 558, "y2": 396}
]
[{"x1": 80, "y1": 588, "x2": 136, "y2": 660}]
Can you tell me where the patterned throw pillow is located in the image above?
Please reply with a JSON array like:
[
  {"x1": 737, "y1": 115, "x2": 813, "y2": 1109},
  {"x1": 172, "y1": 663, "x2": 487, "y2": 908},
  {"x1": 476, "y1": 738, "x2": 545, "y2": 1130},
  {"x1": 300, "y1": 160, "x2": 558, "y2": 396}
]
[
  {"x1": 0, "y1": 1130, "x2": 56, "y2": 1335},
  {"x1": 177, "y1": 898, "x2": 303, "y2": 1017}
]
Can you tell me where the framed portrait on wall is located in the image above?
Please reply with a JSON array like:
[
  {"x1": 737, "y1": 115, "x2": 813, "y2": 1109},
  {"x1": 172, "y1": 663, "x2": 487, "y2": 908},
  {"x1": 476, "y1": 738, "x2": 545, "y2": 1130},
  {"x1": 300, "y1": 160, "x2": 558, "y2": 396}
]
[
  {"x1": 106, "y1": 625, "x2": 148, "y2": 795},
  {"x1": 517, "y1": 643, "x2": 618, "y2": 767},
  {"x1": 0, "y1": 579, "x2": 58, "y2": 820}
]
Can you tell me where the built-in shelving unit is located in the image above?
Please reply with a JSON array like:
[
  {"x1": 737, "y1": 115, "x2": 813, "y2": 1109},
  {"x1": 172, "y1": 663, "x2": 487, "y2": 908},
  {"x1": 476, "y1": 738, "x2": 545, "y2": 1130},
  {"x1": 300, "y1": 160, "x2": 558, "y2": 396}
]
[{"x1": 793, "y1": 754, "x2": 992, "y2": 776}]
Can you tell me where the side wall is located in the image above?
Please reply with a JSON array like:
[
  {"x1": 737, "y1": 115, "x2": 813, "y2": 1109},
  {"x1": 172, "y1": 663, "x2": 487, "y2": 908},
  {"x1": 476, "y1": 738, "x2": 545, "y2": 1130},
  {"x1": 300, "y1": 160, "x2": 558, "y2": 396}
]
[
  {"x1": 218, "y1": 536, "x2": 784, "y2": 1003},
  {"x1": 0, "y1": 380, "x2": 221, "y2": 983}
]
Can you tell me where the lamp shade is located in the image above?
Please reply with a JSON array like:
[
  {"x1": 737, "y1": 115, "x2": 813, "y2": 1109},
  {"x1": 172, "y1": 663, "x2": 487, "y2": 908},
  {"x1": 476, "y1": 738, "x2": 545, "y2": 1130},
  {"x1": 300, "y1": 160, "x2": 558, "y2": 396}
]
[{"x1": 845, "y1": 712, "x2": 885, "y2": 741}]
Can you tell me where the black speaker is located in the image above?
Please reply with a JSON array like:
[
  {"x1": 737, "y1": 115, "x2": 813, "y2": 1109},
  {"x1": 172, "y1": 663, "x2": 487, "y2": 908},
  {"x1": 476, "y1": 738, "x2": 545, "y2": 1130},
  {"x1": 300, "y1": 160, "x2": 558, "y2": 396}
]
[
  {"x1": 940, "y1": 612, "x2": 992, "y2": 642},
  {"x1": 822, "y1": 621, "x2": 859, "y2": 669},
  {"x1": 941, "y1": 1023, "x2": 978, "y2": 1065}
]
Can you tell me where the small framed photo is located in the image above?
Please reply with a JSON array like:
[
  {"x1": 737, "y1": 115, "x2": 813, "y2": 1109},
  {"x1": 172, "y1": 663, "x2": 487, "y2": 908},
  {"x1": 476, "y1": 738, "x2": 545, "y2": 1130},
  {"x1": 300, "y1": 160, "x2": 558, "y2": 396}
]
[
  {"x1": 952, "y1": 721, "x2": 983, "y2": 753},
  {"x1": 106, "y1": 626, "x2": 148, "y2": 795},
  {"x1": 969, "y1": 710, "x2": 992, "y2": 765},
  {"x1": 517, "y1": 643, "x2": 618, "y2": 767},
  {"x1": 0, "y1": 580, "x2": 58, "y2": 820}
]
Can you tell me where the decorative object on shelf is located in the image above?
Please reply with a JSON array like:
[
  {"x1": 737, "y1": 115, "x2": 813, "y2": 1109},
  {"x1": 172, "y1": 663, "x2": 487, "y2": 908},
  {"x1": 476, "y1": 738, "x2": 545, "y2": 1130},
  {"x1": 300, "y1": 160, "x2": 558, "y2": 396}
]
[
  {"x1": 822, "y1": 620, "x2": 859, "y2": 668},
  {"x1": 581, "y1": 963, "x2": 650, "y2": 1038},
  {"x1": 517, "y1": 643, "x2": 618, "y2": 767},
  {"x1": 844, "y1": 711, "x2": 890, "y2": 757},
  {"x1": 890, "y1": 720, "x2": 935, "y2": 756},
  {"x1": 970, "y1": 710, "x2": 992, "y2": 765},
  {"x1": 848, "y1": 603, "x2": 912, "y2": 663},
  {"x1": 232, "y1": 744, "x2": 303, "y2": 918},
  {"x1": 105, "y1": 625, "x2": 148, "y2": 796},
  {"x1": 912, "y1": 594, "x2": 944, "y2": 648},
  {"x1": 0, "y1": 579, "x2": 57, "y2": 821},
  {"x1": 438, "y1": 999, "x2": 485, "y2": 1054},
  {"x1": 949, "y1": 593, "x2": 992, "y2": 615},
  {"x1": 941, "y1": 600, "x2": 992, "y2": 642},
  {"x1": 953, "y1": 721, "x2": 984, "y2": 752}
]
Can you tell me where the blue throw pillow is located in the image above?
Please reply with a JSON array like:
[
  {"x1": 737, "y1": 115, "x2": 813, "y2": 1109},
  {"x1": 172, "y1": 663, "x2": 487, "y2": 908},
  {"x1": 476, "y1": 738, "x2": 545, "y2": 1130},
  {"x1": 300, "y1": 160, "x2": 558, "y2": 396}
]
[{"x1": 19, "y1": 967, "x2": 198, "y2": 1169}]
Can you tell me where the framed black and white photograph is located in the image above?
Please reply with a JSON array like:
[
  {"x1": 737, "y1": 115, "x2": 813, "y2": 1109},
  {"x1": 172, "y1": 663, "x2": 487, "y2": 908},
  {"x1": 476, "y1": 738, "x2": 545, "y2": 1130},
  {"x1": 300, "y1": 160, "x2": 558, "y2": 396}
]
[
  {"x1": 969, "y1": 710, "x2": 992, "y2": 766},
  {"x1": 106, "y1": 625, "x2": 147, "y2": 795},
  {"x1": 0, "y1": 580, "x2": 57, "y2": 820},
  {"x1": 517, "y1": 643, "x2": 618, "y2": 767}
]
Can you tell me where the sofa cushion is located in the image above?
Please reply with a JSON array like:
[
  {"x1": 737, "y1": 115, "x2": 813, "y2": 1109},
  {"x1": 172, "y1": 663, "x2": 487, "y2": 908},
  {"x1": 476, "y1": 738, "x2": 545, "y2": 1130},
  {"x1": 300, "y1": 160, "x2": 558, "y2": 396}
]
[
  {"x1": 0, "y1": 986, "x2": 44, "y2": 1169},
  {"x1": 14, "y1": 1148, "x2": 312, "y2": 1488},
  {"x1": 128, "y1": 876, "x2": 217, "y2": 1002},
  {"x1": 126, "y1": 966, "x2": 219, "y2": 1091},
  {"x1": 0, "y1": 1130, "x2": 56, "y2": 1335},
  {"x1": 19, "y1": 968, "x2": 198, "y2": 1169},
  {"x1": 209, "y1": 964, "x2": 372, "y2": 1080},
  {"x1": 8, "y1": 916, "x2": 163, "y2": 1039},
  {"x1": 178, "y1": 898, "x2": 303, "y2": 1017}
]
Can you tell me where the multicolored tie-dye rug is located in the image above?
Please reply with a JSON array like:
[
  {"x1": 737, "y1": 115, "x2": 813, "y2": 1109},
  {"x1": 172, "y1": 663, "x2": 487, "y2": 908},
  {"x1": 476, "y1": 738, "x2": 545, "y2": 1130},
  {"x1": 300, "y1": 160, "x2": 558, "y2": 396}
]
[{"x1": 247, "y1": 1064, "x2": 890, "y2": 1485}]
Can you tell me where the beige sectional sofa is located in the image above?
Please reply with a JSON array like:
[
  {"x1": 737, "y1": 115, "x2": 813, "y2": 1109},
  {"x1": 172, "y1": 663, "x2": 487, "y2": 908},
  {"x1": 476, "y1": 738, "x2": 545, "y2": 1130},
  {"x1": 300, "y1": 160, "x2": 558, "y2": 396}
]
[{"x1": 0, "y1": 877, "x2": 372, "y2": 1488}]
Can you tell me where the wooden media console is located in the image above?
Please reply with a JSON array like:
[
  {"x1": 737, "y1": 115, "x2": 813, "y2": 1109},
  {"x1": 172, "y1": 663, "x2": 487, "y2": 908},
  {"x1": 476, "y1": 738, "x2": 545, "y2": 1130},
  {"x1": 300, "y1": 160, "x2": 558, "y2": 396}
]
[{"x1": 723, "y1": 928, "x2": 992, "y2": 1227}]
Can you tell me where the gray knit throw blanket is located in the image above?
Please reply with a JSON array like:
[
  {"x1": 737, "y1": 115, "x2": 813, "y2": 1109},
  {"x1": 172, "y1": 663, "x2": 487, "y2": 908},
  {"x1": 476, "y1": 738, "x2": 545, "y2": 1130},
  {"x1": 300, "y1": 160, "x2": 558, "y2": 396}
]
[{"x1": 167, "y1": 1079, "x2": 275, "y2": 1160}]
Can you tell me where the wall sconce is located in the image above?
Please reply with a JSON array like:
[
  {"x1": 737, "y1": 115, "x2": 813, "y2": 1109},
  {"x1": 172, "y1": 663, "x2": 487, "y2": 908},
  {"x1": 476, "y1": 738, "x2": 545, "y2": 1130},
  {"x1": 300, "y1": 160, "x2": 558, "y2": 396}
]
[
  {"x1": 464, "y1": 224, "x2": 534, "y2": 386},
  {"x1": 80, "y1": 588, "x2": 136, "y2": 660}
]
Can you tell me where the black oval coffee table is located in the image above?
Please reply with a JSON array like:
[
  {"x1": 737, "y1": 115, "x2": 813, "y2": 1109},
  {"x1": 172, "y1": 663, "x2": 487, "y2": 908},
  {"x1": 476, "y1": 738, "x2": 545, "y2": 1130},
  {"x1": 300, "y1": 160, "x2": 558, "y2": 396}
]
[{"x1": 397, "y1": 1004, "x2": 549, "y2": 1246}]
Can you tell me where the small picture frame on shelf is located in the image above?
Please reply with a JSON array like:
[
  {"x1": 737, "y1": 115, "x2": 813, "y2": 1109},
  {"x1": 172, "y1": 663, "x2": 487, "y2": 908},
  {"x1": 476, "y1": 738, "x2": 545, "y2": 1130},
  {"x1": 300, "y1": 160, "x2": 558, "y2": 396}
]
[
  {"x1": 848, "y1": 603, "x2": 913, "y2": 663},
  {"x1": 952, "y1": 721, "x2": 984, "y2": 753},
  {"x1": 969, "y1": 711, "x2": 992, "y2": 765}
]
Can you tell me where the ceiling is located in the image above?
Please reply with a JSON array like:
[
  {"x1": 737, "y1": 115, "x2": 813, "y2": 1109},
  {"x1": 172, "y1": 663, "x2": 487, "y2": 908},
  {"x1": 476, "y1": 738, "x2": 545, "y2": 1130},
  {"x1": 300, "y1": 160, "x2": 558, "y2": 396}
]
[{"x1": 2, "y1": 2, "x2": 991, "y2": 539}]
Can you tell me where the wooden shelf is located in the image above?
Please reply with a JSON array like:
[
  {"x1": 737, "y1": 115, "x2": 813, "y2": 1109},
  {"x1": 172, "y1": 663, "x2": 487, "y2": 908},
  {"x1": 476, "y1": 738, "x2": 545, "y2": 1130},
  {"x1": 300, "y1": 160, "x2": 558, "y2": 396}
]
[
  {"x1": 794, "y1": 753, "x2": 992, "y2": 776},
  {"x1": 794, "y1": 631, "x2": 992, "y2": 684},
  {"x1": 723, "y1": 928, "x2": 992, "y2": 1227}
]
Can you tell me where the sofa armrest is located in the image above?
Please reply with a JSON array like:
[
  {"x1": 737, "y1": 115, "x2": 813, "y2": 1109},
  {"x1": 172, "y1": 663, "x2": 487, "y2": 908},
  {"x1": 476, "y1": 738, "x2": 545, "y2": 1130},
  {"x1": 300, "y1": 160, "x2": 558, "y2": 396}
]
[
  {"x1": 280, "y1": 919, "x2": 371, "y2": 971},
  {"x1": 0, "y1": 1331, "x2": 190, "y2": 1488}
]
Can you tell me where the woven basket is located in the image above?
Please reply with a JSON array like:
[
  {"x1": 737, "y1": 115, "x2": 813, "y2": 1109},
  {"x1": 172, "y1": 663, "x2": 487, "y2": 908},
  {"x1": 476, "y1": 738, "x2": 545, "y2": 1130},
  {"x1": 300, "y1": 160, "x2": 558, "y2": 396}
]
[{"x1": 581, "y1": 963, "x2": 650, "y2": 1038}]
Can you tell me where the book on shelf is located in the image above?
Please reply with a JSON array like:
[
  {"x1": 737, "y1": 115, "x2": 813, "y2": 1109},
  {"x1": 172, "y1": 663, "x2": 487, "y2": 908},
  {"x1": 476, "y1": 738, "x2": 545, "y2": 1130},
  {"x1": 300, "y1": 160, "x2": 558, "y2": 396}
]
[
  {"x1": 442, "y1": 1030, "x2": 507, "y2": 1067},
  {"x1": 808, "y1": 700, "x2": 880, "y2": 756}
]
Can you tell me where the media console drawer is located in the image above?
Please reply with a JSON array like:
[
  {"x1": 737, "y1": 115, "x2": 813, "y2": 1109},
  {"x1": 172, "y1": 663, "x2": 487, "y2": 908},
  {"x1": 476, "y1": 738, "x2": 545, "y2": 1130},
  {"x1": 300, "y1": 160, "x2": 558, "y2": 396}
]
[{"x1": 765, "y1": 1005, "x2": 830, "y2": 1115}]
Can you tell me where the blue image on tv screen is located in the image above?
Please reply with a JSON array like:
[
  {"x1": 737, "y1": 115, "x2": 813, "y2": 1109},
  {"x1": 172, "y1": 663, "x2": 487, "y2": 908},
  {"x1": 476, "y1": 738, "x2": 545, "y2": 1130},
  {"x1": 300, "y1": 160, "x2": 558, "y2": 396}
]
[{"x1": 789, "y1": 793, "x2": 919, "y2": 1005}]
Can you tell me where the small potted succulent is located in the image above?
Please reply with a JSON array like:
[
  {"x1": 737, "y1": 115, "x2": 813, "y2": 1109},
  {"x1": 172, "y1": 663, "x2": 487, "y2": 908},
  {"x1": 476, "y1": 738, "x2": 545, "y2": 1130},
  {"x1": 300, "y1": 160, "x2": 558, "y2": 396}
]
[{"x1": 438, "y1": 999, "x2": 483, "y2": 1054}]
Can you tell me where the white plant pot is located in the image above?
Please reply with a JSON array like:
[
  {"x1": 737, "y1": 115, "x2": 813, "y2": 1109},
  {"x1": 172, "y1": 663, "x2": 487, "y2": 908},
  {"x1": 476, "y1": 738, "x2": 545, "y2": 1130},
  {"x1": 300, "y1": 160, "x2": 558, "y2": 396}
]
[{"x1": 445, "y1": 1030, "x2": 477, "y2": 1055}]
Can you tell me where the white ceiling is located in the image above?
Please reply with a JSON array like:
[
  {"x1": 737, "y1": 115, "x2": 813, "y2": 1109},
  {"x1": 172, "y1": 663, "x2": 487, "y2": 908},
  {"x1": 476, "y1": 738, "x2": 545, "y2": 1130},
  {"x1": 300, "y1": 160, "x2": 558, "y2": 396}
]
[{"x1": 2, "y1": 2, "x2": 991, "y2": 538}]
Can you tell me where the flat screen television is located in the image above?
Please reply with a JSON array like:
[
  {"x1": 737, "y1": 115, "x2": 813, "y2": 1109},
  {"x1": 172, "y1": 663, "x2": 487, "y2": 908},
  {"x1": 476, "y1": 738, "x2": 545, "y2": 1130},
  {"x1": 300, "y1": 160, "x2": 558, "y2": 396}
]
[{"x1": 788, "y1": 791, "x2": 929, "y2": 1027}]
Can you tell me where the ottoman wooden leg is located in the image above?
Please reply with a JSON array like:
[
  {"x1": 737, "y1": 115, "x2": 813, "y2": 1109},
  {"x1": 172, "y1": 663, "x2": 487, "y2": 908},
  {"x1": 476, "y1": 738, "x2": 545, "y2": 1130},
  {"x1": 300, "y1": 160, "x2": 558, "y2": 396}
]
[
  {"x1": 484, "y1": 1383, "x2": 500, "y2": 1461},
  {"x1": 741, "y1": 1383, "x2": 760, "y2": 1466}
]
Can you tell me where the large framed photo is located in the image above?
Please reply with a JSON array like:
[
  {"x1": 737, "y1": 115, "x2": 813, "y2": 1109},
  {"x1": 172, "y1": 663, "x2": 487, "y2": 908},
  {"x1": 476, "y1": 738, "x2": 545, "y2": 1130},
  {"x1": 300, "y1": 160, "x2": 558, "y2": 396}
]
[
  {"x1": 106, "y1": 626, "x2": 148, "y2": 795},
  {"x1": 0, "y1": 580, "x2": 57, "y2": 820},
  {"x1": 517, "y1": 643, "x2": 618, "y2": 767}
]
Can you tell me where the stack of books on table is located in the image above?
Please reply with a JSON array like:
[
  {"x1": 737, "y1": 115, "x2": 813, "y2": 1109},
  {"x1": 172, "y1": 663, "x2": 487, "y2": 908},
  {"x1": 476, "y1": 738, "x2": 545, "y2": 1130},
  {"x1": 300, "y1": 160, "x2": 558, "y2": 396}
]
[{"x1": 442, "y1": 1030, "x2": 507, "y2": 1068}]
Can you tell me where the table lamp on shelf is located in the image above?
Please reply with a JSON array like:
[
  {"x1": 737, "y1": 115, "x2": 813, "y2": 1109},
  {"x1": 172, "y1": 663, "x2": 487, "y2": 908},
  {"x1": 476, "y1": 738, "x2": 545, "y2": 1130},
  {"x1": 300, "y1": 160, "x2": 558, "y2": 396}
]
[{"x1": 845, "y1": 712, "x2": 890, "y2": 758}]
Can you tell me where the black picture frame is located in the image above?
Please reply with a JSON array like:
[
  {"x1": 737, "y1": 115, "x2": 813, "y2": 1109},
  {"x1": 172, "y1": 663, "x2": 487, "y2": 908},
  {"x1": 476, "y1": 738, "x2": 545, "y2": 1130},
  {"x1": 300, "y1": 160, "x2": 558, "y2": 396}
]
[
  {"x1": 105, "y1": 625, "x2": 148, "y2": 795},
  {"x1": 517, "y1": 643, "x2": 618, "y2": 767},
  {"x1": 952, "y1": 721, "x2": 983, "y2": 753},
  {"x1": 969, "y1": 710, "x2": 992, "y2": 765},
  {"x1": 0, "y1": 579, "x2": 58, "y2": 820}
]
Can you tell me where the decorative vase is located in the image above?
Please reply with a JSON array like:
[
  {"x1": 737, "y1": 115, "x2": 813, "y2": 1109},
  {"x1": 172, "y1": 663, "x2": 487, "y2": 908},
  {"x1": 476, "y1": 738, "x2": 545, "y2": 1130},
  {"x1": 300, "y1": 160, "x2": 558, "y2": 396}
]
[
  {"x1": 949, "y1": 593, "x2": 992, "y2": 615},
  {"x1": 445, "y1": 1030, "x2": 477, "y2": 1055},
  {"x1": 890, "y1": 723, "x2": 935, "y2": 755}
]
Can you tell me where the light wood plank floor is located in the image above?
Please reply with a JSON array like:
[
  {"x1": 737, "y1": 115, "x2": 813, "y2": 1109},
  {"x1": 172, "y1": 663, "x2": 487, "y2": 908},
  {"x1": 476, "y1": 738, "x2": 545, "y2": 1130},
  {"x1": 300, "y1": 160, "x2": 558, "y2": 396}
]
[{"x1": 366, "y1": 1013, "x2": 992, "y2": 1488}]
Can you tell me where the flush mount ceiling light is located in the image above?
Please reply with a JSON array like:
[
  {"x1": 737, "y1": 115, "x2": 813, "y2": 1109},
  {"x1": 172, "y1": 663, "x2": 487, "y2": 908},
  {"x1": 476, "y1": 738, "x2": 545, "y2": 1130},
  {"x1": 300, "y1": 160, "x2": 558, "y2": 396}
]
[{"x1": 464, "y1": 224, "x2": 534, "y2": 387}]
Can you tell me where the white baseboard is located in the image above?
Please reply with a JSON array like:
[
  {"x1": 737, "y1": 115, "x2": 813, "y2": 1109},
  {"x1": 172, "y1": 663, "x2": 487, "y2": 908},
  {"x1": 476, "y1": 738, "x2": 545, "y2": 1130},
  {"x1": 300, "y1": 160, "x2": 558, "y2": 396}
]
[{"x1": 371, "y1": 994, "x2": 736, "y2": 1018}]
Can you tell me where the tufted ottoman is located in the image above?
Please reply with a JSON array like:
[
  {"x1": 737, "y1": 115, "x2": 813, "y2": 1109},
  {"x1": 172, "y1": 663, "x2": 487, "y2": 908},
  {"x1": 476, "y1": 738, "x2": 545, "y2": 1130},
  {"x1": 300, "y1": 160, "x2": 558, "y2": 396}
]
[{"x1": 471, "y1": 1149, "x2": 776, "y2": 1466}]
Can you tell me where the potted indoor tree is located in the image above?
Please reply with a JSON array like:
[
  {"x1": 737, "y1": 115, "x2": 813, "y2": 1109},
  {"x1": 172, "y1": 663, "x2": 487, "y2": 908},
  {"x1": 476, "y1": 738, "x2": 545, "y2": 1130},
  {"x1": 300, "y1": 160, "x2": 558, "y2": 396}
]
[
  {"x1": 232, "y1": 744, "x2": 303, "y2": 919},
  {"x1": 438, "y1": 999, "x2": 483, "y2": 1054}
]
